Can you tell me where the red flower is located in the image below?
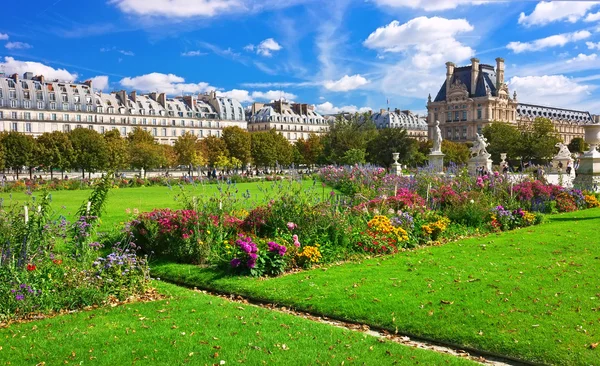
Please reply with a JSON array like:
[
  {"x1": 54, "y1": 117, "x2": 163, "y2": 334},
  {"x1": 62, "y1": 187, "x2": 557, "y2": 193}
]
[
  {"x1": 52, "y1": 259, "x2": 63, "y2": 265},
  {"x1": 26, "y1": 264, "x2": 36, "y2": 271}
]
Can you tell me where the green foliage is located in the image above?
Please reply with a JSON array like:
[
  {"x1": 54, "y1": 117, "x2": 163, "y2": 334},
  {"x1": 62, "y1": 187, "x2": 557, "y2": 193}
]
[
  {"x1": 322, "y1": 113, "x2": 376, "y2": 164},
  {"x1": 251, "y1": 131, "x2": 277, "y2": 167},
  {"x1": 174, "y1": 132, "x2": 204, "y2": 171},
  {"x1": 0, "y1": 131, "x2": 36, "y2": 177},
  {"x1": 366, "y1": 127, "x2": 417, "y2": 167},
  {"x1": 519, "y1": 117, "x2": 561, "y2": 162},
  {"x1": 567, "y1": 137, "x2": 588, "y2": 154},
  {"x1": 222, "y1": 126, "x2": 252, "y2": 166},
  {"x1": 37, "y1": 131, "x2": 75, "y2": 178},
  {"x1": 482, "y1": 122, "x2": 520, "y2": 163},
  {"x1": 69, "y1": 128, "x2": 108, "y2": 177},
  {"x1": 295, "y1": 133, "x2": 325, "y2": 166},
  {"x1": 341, "y1": 148, "x2": 366, "y2": 165},
  {"x1": 199, "y1": 135, "x2": 229, "y2": 167},
  {"x1": 104, "y1": 129, "x2": 129, "y2": 171},
  {"x1": 441, "y1": 140, "x2": 470, "y2": 165}
]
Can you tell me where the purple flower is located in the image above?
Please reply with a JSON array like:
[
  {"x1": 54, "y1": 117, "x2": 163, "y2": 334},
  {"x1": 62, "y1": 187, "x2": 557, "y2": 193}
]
[
  {"x1": 249, "y1": 253, "x2": 258, "y2": 260},
  {"x1": 15, "y1": 294, "x2": 24, "y2": 301},
  {"x1": 230, "y1": 258, "x2": 241, "y2": 268},
  {"x1": 247, "y1": 258, "x2": 256, "y2": 269}
]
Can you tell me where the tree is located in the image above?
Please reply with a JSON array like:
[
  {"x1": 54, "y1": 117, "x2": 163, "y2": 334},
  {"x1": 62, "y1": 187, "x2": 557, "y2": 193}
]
[
  {"x1": 174, "y1": 132, "x2": 204, "y2": 176},
  {"x1": 271, "y1": 129, "x2": 293, "y2": 167},
  {"x1": 322, "y1": 113, "x2": 377, "y2": 164},
  {"x1": 341, "y1": 148, "x2": 366, "y2": 165},
  {"x1": 366, "y1": 128, "x2": 417, "y2": 168},
  {"x1": 1, "y1": 131, "x2": 36, "y2": 179},
  {"x1": 441, "y1": 140, "x2": 470, "y2": 165},
  {"x1": 222, "y1": 126, "x2": 251, "y2": 167},
  {"x1": 295, "y1": 133, "x2": 324, "y2": 167},
  {"x1": 251, "y1": 131, "x2": 277, "y2": 169},
  {"x1": 568, "y1": 137, "x2": 588, "y2": 154},
  {"x1": 104, "y1": 129, "x2": 129, "y2": 172},
  {"x1": 69, "y1": 128, "x2": 108, "y2": 178},
  {"x1": 127, "y1": 128, "x2": 164, "y2": 177},
  {"x1": 199, "y1": 135, "x2": 229, "y2": 168},
  {"x1": 161, "y1": 144, "x2": 178, "y2": 169},
  {"x1": 37, "y1": 131, "x2": 74, "y2": 179},
  {"x1": 482, "y1": 122, "x2": 521, "y2": 163},
  {"x1": 518, "y1": 118, "x2": 561, "y2": 163}
]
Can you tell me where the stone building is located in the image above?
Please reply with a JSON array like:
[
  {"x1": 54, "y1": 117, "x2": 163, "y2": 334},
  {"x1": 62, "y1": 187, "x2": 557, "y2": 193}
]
[
  {"x1": 371, "y1": 108, "x2": 428, "y2": 140},
  {"x1": 246, "y1": 100, "x2": 329, "y2": 142},
  {"x1": 427, "y1": 57, "x2": 592, "y2": 144},
  {"x1": 0, "y1": 73, "x2": 246, "y2": 145}
]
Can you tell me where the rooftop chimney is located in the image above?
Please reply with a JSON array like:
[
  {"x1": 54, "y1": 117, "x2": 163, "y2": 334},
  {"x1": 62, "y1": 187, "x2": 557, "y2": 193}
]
[
  {"x1": 470, "y1": 58, "x2": 479, "y2": 96},
  {"x1": 445, "y1": 62, "x2": 455, "y2": 99},
  {"x1": 158, "y1": 93, "x2": 166, "y2": 108},
  {"x1": 495, "y1": 57, "x2": 505, "y2": 90},
  {"x1": 116, "y1": 90, "x2": 128, "y2": 106},
  {"x1": 149, "y1": 92, "x2": 157, "y2": 101},
  {"x1": 34, "y1": 75, "x2": 46, "y2": 84},
  {"x1": 130, "y1": 90, "x2": 137, "y2": 103},
  {"x1": 23, "y1": 72, "x2": 33, "y2": 80},
  {"x1": 11, "y1": 73, "x2": 19, "y2": 82},
  {"x1": 183, "y1": 95, "x2": 196, "y2": 110}
]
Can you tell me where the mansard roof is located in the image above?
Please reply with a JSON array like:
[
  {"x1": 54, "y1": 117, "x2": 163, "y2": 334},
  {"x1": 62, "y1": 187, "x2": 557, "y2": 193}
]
[
  {"x1": 434, "y1": 64, "x2": 497, "y2": 102},
  {"x1": 517, "y1": 103, "x2": 592, "y2": 123}
]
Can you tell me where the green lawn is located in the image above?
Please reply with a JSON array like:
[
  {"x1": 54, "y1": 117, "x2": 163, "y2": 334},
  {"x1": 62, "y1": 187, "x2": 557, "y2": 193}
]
[
  {"x1": 0, "y1": 281, "x2": 474, "y2": 366},
  {"x1": 152, "y1": 208, "x2": 600, "y2": 365},
  {"x1": 0, "y1": 179, "x2": 324, "y2": 229}
]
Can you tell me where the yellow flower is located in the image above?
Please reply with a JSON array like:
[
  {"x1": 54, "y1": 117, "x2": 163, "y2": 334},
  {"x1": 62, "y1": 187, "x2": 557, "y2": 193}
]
[{"x1": 206, "y1": 230, "x2": 211, "y2": 235}]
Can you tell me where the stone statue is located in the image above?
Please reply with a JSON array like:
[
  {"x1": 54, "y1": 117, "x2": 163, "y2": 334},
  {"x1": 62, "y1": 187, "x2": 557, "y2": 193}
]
[
  {"x1": 469, "y1": 133, "x2": 489, "y2": 158},
  {"x1": 431, "y1": 120, "x2": 442, "y2": 153},
  {"x1": 554, "y1": 142, "x2": 572, "y2": 159}
]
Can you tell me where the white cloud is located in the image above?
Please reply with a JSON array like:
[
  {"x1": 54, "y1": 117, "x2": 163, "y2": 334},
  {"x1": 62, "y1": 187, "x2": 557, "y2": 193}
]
[
  {"x1": 507, "y1": 31, "x2": 591, "y2": 53},
  {"x1": 566, "y1": 53, "x2": 597, "y2": 63},
  {"x1": 119, "y1": 50, "x2": 135, "y2": 56},
  {"x1": 315, "y1": 102, "x2": 371, "y2": 115},
  {"x1": 0, "y1": 33, "x2": 8, "y2": 40},
  {"x1": 0, "y1": 57, "x2": 77, "y2": 81},
  {"x1": 372, "y1": 0, "x2": 489, "y2": 11},
  {"x1": 120, "y1": 72, "x2": 216, "y2": 95},
  {"x1": 218, "y1": 89, "x2": 297, "y2": 103},
  {"x1": 585, "y1": 11, "x2": 600, "y2": 22},
  {"x1": 508, "y1": 75, "x2": 593, "y2": 107},
  {"x1": 364, "y1": 17, "x2": 474, "y2": 69},
  {"x1": 100, "y1": 47, "x2": 134, "y2": 56},
  {"x1": 586, "y1": 41, "x2": 600, "y2": 50},
  {"x1": 181, "y1": 50, "x2": 206, "y2": 57},
  {"x1": 323, "y1": 74, "x2": 369, "y2": 92},
  {"x1": 109, "y1": 0, "x2": 241, "y2": 18},
  {"x1": 244, "y1": 38, "x2": 282, "y2": 57},
  {"x1": 5, "y1": 42, "x2": 32, "y2": 50},
  {"x1": 518, "y1": 1, "x2": 598, "y2": 26},
  {"x1": 90, "y1": 76, "x2": 110, "y2": 90}
]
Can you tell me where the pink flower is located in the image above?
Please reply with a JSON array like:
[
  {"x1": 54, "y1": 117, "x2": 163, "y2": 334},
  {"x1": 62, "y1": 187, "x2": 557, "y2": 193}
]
[{"x1": 287, "y1": 222, "x2": 297, "y2": 230}]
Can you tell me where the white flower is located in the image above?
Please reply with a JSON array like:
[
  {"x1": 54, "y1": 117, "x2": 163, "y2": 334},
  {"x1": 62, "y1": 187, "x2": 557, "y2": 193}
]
[
  {"x1": 220, "y1": 361, "x2": 226, "y2": 365},
  {"x1": 373, "y1": 209, "x2": 380, "y2": 215},
  {"x1": 470, "y1": 199, "x2": 475, "y2": 204}
]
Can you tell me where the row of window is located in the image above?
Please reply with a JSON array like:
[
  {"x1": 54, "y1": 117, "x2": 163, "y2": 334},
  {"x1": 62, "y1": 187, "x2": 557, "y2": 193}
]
[
  {"x1": 444, "y1": 125, "x2": 483, "y2": 140},
  {"x1": 6, "y1": 122, "x2": 221, "y2": 138},
  {"x1": 249, "y1": 124, "x2": 328, "y2": 132},
  {"x1": 0, "y1": 111, "x2": 225, "y2": 127},
  {"x1": 250, "y1": 116, "x2": 326, "y2": 124}
]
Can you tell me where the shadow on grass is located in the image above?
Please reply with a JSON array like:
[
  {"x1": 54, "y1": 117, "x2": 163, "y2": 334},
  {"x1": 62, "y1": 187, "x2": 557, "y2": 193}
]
[
  {"x1": 548, "y1": 216, "x2": 600, "y2": 222},
  {"x1": 150, "y1": 259, "x2": 235, "y2": 282}
]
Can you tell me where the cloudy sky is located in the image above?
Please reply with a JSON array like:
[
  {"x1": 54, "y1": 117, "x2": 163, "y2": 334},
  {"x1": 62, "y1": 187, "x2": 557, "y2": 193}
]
[{"x1": 2, "y1": 0, "x2": 600, "y2": 114}]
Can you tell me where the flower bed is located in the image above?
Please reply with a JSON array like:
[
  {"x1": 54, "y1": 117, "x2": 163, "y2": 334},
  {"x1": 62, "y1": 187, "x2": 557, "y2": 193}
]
[{"x1": 128, "y1": 168, "x2": 600, "y2": 278}]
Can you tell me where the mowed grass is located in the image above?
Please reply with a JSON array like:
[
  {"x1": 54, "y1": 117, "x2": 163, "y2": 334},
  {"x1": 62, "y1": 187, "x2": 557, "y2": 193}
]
[
  {"x1": 153, "y1": 208, "x2": 600, "y2": 365},
  {"x1": 0, "y1": 281, "x2": 475, "y2": 366},
  {"x1": 0, "y1": 179, "x2": 323, "y2": 229}
]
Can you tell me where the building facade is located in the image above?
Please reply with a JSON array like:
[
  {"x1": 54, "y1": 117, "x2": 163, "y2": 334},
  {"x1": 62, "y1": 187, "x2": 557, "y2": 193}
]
[
  {"x1": 246, "y1": 100, "x2": 329, "y2": 142},
  {"x1": 426, "y1": 57, "x2": 592, "y2": 144},
  {"x1": 371, "y1": 108, "x2": 428, "y2": 140},
  {"x1": 0, "y1": 73, "x2": 246, "y2": 145}
]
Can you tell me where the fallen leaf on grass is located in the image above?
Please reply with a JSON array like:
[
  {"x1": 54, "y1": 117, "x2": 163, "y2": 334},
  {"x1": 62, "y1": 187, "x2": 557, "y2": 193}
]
[
  {"x1": 591, "y1": 343, "x2": 598, "y2": 350},
  {"x1": 440, "y1": 300, "x2": 454, "y2": 305}
]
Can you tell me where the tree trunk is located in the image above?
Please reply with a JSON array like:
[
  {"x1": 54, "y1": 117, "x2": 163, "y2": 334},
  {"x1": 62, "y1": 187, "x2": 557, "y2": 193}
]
[
  {"x1": 82, "y1": 168, "x2": 85, "y2": 179},
  {"x1": 16, "y1": 168, "x2": 19, "y2": 180},
  {"x1": 88, "y1": 172, "x2": 91, "y2": 180},
  {"x1": 61, "y1": 170, "x2": 64, "y2": 180},
  {"x1": 29, "y1": 167, "x2": 32, "y2": 180},
  {"x1": 50, "y1": 168, "x2": 53, "y2": 180}
]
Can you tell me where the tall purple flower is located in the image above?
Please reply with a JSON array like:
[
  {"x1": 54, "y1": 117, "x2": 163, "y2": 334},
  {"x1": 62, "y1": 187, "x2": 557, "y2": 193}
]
[{"x1": 230, "y1": 258, "x2": 241, "y2": 268}]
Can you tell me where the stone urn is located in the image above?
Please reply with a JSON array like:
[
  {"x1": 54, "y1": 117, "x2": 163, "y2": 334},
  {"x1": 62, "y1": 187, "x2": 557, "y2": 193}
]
[
  {"x1": 584, "y1": 123, "x2": 600, "y2": 157},
  {"x1": 392, "y1": 153, "x2": 402, "y2": 176}
]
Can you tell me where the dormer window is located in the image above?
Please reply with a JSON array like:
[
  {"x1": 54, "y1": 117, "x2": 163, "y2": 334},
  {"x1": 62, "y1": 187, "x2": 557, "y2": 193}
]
[
  {"x1": 7, "y1": 80, "x2": 15, "y2": 88},
  {"x1": 21, "y1": 81, "x2": 29, "y2": 89}
]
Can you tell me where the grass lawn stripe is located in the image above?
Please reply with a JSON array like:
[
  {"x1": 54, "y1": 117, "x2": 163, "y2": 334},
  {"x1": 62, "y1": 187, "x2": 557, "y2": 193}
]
[
  {"x1": 0, "y1": 281, "x2": 476, "y2": 365},
  {"x1": 152, "y1": 208, "x2": 600, "y2": 365}
]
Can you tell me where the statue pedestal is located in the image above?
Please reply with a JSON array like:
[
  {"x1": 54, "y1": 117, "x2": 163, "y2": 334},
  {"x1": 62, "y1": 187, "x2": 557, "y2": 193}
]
[
  {"x1": 574, "y1": 149, "x2": 600, "y2": 192},
  {"x1": 468, "y1": 155, "x2": 492, "y2": 176},
  {"x1": 392, "y1": 162, "x2": 402, "y2": 176},
  {"x1": 428, "y1": 152, "x2": 444, "y2": 173},
  {"x1": 551, "y1": 156, "x2": 574, "y2": 175}
]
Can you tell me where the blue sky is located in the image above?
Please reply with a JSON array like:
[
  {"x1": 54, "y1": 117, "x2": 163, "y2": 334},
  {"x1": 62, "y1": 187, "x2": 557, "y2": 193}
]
[{"x1": 2, "y1": 0, "x2": 600, "y2": 115}]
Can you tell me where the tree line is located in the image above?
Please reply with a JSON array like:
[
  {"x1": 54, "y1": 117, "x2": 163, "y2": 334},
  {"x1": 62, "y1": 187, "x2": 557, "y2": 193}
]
[{"x1": 0, "y1": 114, "x2": 571, "y2": 179}]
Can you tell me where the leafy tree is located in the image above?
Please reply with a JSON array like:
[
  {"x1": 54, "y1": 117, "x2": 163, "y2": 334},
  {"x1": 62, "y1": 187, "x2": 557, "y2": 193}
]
[
  {"x1": 441, "y1": 140, "x2": 470, "y2": 165},
  {"x1": 199, "y1": 135, "x2": 229, "y2": 168},
  {"x1": 482, "y1": 122, "x2": 521, "y2": 163},
  {"x1": 295, "y1": 133, "x2": 324, "y2": 167},
  {"x1": 127, "y1": 128, "x2": 164, "y2": 177},
  {"x1": 271, "y1": 130, "x2": 293, "y2": 167},
  {"x1": 322, "y1": 113, "x2": 377, "y2": 164},
  {"x1": 341, "y1": 148, "x2": 366, "y2": 165},
  {"x1": 518, "y1": 118, "x2": 561, "y2": 163},
  {"x1": 37, "y1": 131, "x2": 74, "y2": 179},
  {"x1": 174, "y1": 132, "x2": 204, "y2": 176},
  {"x1": 69, "y1": 128, "x2": 108, "y2": 179},
  {"x1": 222, "y1": 126, "x2": 251, "y2": 167},
  {"x1": 104, "y1": 129, "x2": 129, "y2": 172},
  {"x1": 366, "y1": 127, "x2": 417, "y2": 168},
  {"x1": 1, "y1": 132, "x2": 37, "y2": 179},
  {"x1": 161, "y1": 144, "x2": 179, "y2": 169},
  {"x1": 251, "y1": 131, "x2": 277, "y2": 168},
  {"x1": 568, "y1": 137, "x2": 588, "y2": 154},
  {"x1": 215, "y1": 154, "x2": 231, "y2": 170}
]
